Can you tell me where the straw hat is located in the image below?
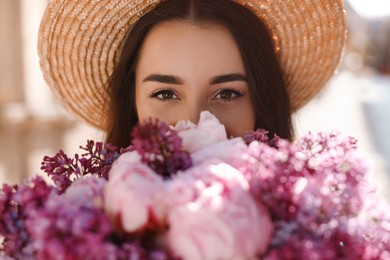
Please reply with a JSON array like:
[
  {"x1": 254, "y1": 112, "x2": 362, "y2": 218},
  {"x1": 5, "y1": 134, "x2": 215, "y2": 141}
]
[{"x1": 38, "y1": 0, "x2": 346, "y2": 130}]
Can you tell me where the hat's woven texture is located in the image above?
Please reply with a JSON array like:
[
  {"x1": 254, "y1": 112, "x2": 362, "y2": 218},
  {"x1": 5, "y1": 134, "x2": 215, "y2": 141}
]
[{"x1": 38, "y1": 0, "x2": 346, "y2": 129}]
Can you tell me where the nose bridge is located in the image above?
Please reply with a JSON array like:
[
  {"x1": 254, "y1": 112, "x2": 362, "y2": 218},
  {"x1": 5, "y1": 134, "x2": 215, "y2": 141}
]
[{"x1": 186, "y1": 97, "x2": 208, "y2": 124}]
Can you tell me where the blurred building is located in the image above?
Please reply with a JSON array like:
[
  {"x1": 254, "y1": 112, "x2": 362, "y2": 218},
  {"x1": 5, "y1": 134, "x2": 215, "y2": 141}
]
[
  {"x1": 0, "y1": 0, "x2": 102, "y2": 184},
  {"x1": 345, "y1": 0, "x2": 390, "y2": 74},
  {"x1": 345, "y1": 0, "x2": 390, "y2": 171}
]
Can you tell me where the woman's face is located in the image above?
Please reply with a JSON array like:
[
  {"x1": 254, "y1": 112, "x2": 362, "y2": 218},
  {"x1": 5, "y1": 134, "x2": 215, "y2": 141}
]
[{"x1": 135, "y1": 21, "x2": 255, "y2": 137}]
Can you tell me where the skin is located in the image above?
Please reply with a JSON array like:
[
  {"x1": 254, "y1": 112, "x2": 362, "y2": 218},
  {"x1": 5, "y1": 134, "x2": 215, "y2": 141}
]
[{"x1": 135, "y1": 21, "x2": 256, "y2": 137}]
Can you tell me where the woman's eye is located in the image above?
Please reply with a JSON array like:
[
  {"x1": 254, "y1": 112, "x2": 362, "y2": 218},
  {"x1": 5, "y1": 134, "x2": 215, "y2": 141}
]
[
  {"x1": 150, "y1": 89, "x2": 178, "y2": 100},
  {"x1": 214, "y1": 89, "x2": 242, "y2": 100}
]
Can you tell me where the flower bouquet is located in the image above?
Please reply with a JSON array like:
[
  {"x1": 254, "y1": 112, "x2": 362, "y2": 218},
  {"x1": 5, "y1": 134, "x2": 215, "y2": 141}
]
[{"x1": 1, "y1": 111, "x2": 389, "y2": 259}]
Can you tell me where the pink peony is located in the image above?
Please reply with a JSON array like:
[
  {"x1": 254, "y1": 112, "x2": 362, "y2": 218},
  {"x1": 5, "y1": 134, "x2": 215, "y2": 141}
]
[
  {"x1": 191, "y1": 137, "x2": 248, "y2": 168},
  {"x1": 105, "y1": 154, "x2": 274, "y2": 259},
  {"x1": 167, "y1": 206, "x2": 235, "y2": 260},
  {"x1": 152, "y1": 173, "x2": 199, "y2": 220},
  {"x1": 172, "y1": 111, "x2": 227, "y2": 153},
  {"x1": 172, "y1": 111, "x2": 248, "y2": 168},
  {"x1": 104, "y1": 151, "x2": 165, "y2": 232},
  {"x1": 165, "y1": 160, "x2": 273, "y2": 259}
]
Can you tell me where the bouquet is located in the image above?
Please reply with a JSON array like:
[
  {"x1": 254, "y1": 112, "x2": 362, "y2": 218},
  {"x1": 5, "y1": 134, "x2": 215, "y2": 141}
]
[{"x1": 1, "y1": 111, "x2": 389, "y2": 259}]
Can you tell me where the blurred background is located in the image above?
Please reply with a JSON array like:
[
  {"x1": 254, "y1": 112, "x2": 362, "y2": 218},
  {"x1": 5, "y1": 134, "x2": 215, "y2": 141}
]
[{"x1": 0, "y1": 0, "x2": 389, "y2": 201}]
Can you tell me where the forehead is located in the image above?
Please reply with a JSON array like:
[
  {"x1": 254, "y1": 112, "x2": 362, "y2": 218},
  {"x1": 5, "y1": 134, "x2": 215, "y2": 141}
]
[{"x1": 136, "y1": 20, "x2": 245, "y2": 75}]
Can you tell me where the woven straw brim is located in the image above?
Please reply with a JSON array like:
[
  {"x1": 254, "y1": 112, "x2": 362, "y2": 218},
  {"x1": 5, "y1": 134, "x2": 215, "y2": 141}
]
[{"x1": 38, "y1": 0, "x2": 346, "y2": 130}]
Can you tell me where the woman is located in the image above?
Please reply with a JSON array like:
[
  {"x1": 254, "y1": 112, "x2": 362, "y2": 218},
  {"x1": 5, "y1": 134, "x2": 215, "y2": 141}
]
[{"x1": 38, "y1": 0, "x2": 346, "y2": 149}]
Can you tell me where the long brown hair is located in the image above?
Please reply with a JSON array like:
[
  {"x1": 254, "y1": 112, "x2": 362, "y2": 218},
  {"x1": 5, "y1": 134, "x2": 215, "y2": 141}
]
[{"x1": 105, "y1": 0, "x2": 293, "y2": 148}]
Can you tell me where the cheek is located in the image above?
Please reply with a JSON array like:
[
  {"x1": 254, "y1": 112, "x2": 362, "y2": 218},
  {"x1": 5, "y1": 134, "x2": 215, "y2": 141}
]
[
  {"x1": 211, "y1": 103, "x2": 256, "y2": 138},
  {"x1": 223, "y1": 116, "x2": 255, "y2": 138},
  {"x1": 135, "y1": 86, "x2": 158, "y2": 123},
  {"x1": 135, "y1": 94, "x2": 184, "y2": 125},
  {"x1": 135, "y1": 97, "x2": 160, "y2": 123},
  {"x1": 135, "y1": 87, "x2": 147, "y2": 121}
]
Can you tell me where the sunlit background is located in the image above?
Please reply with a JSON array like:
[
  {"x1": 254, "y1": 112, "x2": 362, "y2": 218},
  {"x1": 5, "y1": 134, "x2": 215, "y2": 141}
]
[{"x1": 0, "y1": 0, "x2": 389, "y2": 201}]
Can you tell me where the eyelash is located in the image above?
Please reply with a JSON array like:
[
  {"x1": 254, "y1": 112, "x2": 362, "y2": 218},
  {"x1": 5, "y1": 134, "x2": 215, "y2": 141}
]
[
  {"x1": 149, "y1": 88, "x2": 179, "y2": 101},
  {"x1": 212, "y1": 88, "x2": 243, "y2": 101},
  {"x1": 148, "y1": 88, "x2": 244, "y2": 101}
]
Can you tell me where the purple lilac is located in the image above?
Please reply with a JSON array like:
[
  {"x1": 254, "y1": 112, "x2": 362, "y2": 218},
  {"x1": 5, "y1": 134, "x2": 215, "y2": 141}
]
[
  {"x1": 25, "y1": 176, "x2": 147, "y2": 260},
  {"x1": 245, "y1": 129, "x2": 270, "y2": 144},
  {"x1": 0, "y1": 177, "x2": 54, "y2": 259},
  {"x1": 40, "y1": 141, "x2": 119, "y2": 192},
  {"x1": 131, "y1": 118, "x2": 192, "y2": 178}
]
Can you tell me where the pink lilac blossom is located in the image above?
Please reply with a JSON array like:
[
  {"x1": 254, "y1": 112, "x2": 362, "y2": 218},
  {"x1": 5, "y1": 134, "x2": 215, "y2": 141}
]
[
  {"x1": 241, "y1": 131, "x2": 390, "y2": 259},
  {"x1": 244, "y1": 128, "x2": 273, "y2": 145}
]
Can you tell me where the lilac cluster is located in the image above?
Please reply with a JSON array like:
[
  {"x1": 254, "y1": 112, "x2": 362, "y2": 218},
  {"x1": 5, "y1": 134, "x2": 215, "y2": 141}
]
[
  {"x1": 0, "y1": 176, "x2": 171, "y2": 260},
  {"x1": 26, "y1": 176, "x2": 115, "y2": 259},
  {"x1": 1, "y1": 115, "x2": 390, "y2": 259},
  {"x1": 40, "y1": 141, "x2": 119, "y2": 192},
  {"x1": 131, "y1": 119, "x2": 192, "y2": 178},
  {"x1": 244, "y1": 128, "x2": 272, "y2": 145},
  {"x1": 0, "y1": 120, "x2": 189, "y2": 259},
  {"x1": 25, "y1": 176, "x2": 167, "y2": 260},
  {"x1": 0, "y1": 177, "x2": 54, "y2": 258},
  {"x1": 242, "y1": 131, "x2": 390, "y2": 259}
]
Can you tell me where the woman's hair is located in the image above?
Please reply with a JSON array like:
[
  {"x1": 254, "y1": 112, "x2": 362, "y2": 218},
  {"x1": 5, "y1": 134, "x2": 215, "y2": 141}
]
[{"x1": 105, "y1": 0, "x2": 293, "y2": 148}]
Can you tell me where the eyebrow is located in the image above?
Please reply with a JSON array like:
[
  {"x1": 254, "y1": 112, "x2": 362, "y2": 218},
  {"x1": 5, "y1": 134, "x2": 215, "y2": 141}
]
[
  {"x1": 209, "y1": 73, "x2": 247, "y2": 85},
  {"x1": 142, "y1": 74, "x2": 184, "y2": 84},
  {"x1": 142, "y1": 73, "x2": 247, "y2": 85}
]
